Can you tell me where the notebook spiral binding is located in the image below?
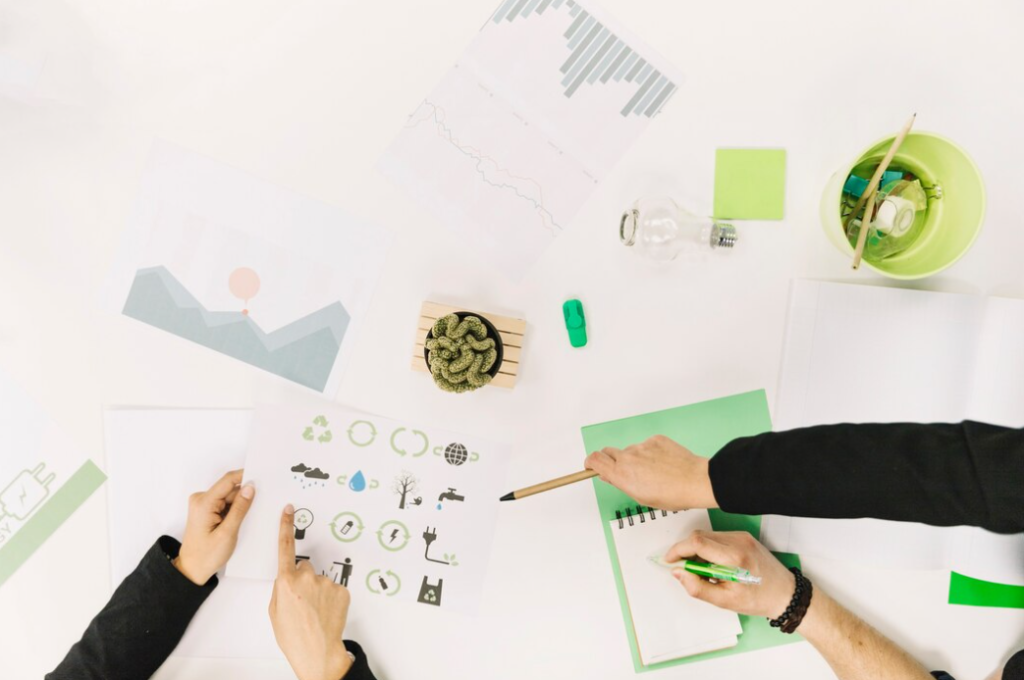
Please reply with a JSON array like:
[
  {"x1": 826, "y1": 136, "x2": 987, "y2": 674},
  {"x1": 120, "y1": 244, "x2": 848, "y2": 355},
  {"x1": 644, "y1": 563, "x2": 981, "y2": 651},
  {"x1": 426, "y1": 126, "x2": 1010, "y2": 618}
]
[{"x1": 614, "y1": 505, "x2": 677, "y2": 529}]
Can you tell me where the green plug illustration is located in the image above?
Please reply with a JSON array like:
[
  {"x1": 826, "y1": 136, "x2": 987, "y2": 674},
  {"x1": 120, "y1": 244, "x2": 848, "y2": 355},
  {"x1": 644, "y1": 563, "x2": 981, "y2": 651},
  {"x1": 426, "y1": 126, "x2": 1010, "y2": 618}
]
[
  {"x1": 0, "y1": 463, "x2": 56, "y2": 521},
  {"x1": 425, "y1": 314, "x2": 498, "y2": 394}
]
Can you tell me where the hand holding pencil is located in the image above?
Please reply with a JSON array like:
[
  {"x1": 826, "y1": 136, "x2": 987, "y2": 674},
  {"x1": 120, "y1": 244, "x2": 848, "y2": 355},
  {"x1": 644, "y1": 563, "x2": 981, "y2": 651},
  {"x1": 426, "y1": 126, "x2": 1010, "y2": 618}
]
[{"x1": 500, "y1": 435, "x2": 718, "y2": 511}]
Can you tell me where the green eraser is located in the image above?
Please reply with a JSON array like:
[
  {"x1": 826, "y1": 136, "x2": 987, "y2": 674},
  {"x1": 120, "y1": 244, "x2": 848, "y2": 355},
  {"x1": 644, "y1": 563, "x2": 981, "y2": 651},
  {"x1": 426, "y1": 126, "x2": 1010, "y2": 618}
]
[{"x1": 562, "y1": 299, "x2": 587, "y2": 348}]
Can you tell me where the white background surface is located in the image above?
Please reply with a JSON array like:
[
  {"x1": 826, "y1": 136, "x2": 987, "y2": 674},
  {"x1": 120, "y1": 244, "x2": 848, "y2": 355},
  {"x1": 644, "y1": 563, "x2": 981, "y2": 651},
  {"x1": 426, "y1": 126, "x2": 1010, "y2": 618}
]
[{"x1": 2, "y1": 1, "x2": 1024, "y2": 679}]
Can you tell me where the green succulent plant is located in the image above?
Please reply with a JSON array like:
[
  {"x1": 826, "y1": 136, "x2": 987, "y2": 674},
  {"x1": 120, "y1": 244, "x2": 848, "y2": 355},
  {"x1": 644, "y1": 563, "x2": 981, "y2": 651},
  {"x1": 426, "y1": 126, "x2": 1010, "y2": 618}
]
[{"x1": 425, "y1": 314, "x2": 498, "y2": 393}]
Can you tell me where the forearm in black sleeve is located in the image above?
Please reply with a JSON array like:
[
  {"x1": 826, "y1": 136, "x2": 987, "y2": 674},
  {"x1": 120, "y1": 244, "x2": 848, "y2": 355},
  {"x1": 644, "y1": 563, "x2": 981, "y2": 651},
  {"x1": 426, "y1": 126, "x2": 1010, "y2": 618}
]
[
  {"x1": 1005, "y1": 649, "x2": 1024, "y2": 680},
  {"x1": 47, "y1": 536, "x2": 215, "y2": 680},
  {"x1": 709, "y1": 421, "x2": 1024, "y2": 534}
]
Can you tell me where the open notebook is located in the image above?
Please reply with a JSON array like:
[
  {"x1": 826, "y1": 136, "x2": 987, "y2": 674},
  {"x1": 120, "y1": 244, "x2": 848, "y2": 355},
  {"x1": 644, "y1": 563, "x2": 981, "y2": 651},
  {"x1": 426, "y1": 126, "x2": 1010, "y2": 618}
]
[
  {"x1": 609, "y1": 505, "x2": 742, "y2": 665},
  {"x1": 761, "y1": 280, "x2": 1024, "y2": 608}
]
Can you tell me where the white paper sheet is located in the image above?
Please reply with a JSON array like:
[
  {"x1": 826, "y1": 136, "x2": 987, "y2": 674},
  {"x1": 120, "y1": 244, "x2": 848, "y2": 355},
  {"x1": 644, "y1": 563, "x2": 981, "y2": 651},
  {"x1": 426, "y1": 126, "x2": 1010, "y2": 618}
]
[
  {"x1": 610, "y1": 509, "x2": 740, "y2": 665},
  {"x1": 102, "y1": 142, "x2": 391, "y2": 395},
  {"x1": 380, "y1": 0, "x2": 682, "y2": 280},
  {"x1": 761, "y1": 280, "x2": 1024, "y2": 583},
  {"x1": 228, "y1": 404, "x2": 509, "y2": 615},
  {"x1": 104, "y1": 408, "x2": 283, "y2": 659},
  {"x1": 0, "y1": 5, "x2": 47, "y2": 96}
]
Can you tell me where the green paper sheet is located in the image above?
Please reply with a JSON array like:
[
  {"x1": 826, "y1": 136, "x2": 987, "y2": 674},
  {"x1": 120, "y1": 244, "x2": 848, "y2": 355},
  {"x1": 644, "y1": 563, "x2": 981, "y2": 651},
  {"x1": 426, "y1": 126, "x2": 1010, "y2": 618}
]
[
  {"x1": 949, "y1": 572, "x2": 1024, "y2": 609},
  {"x1": 581, "y1": 390, "x2": 803, "y2": 673},
  {"x1": 714, "y1": 148, "x2": 787, "y2": 220},
  {"x1": 0, "y1": 460, "x2": 106, "y2": 587}
]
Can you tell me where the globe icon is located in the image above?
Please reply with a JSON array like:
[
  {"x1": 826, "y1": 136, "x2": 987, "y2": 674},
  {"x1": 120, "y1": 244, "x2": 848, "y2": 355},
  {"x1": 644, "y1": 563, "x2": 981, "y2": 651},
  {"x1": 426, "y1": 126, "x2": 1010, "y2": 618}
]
[{"x1": 444, "y1": 442, "x2": 469, "y2": 466}]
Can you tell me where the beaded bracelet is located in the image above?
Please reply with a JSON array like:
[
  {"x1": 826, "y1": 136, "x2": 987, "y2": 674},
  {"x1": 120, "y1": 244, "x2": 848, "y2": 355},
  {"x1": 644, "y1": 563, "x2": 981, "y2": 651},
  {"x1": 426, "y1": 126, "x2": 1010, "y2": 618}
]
[{"x1": 768, "y1": 567, "x2": 813, "y2": 634}]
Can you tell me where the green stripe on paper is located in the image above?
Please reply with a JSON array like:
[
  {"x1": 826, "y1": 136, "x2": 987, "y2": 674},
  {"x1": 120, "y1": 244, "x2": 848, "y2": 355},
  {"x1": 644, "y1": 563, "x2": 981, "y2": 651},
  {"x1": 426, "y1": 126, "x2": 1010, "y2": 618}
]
[
  {"x1": 0, "y1": 459, "x2": 106, "y2": 587},
  {"x1": 949, "y1": 572, "x2": 1024, "y2": 609}
]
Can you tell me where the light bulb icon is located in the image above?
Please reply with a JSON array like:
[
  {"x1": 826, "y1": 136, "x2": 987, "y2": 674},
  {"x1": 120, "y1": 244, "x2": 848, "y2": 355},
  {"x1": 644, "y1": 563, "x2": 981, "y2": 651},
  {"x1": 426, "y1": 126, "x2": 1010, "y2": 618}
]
[{"x1": 294, "y1": 508, "x2": 314, "y2": 540}]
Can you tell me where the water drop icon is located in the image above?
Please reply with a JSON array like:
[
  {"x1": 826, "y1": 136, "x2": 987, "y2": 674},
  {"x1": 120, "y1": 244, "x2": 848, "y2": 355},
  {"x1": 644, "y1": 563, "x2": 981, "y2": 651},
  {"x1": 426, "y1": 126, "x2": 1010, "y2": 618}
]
[
  {"x1": 436, "y1": 503, "x2": 442, "y2": 510},
  {"x1": 349, "y1": 470, "x2": 367, "y2": 492}
]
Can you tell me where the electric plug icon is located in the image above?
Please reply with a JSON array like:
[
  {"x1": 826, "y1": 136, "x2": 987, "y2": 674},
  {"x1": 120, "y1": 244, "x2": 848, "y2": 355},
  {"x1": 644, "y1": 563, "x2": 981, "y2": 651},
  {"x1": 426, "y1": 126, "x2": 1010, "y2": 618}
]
[
  {"x1": 0, "y1": 463, "x2": 56, "y2": 521},
  {"x1": 422, "y1": 526, "x2": 438, "y2": 551},
  {"x1": 422, "y1": 526, "x2": 450, "y2": 565}
]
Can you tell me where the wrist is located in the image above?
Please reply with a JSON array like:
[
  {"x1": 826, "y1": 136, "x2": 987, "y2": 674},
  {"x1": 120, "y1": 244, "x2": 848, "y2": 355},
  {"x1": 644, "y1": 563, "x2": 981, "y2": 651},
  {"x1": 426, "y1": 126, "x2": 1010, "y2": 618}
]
[
  {"x1": 766, "y1": 567, "x2": 797, "y2": 619},
  {"x1": 767, "y1": 567, "x2": 812, "y2": 633},
  {"x1": 788, "y1": 586, "x2": 831, "y2": 641},
  {"x1": 694, "y1": 457, "x2": 718, "y2": 508},
  {"x1": 172, "y1": 554, "x2": 211, "y2": 586},
  {"x1": 325, "y1": 641, "x2": 354, "y2": 680}
]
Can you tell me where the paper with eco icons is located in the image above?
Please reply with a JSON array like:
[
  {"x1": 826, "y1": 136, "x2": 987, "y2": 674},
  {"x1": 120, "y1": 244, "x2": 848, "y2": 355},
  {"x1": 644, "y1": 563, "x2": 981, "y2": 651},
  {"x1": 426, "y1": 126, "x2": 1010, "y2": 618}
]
[{"x1": 228, "y1": 404, "x2": 509, "y2": 614}]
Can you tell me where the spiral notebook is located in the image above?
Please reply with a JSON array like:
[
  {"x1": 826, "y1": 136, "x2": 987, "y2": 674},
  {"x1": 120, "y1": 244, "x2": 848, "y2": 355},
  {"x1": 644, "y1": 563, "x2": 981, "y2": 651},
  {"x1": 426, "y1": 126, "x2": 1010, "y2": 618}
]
[
  {"x1": 581, "y1": 390, "x2": 802, "y2": 672},
  {"x1": 609, "y1": 505, "x2": 742, "y2": 665}
]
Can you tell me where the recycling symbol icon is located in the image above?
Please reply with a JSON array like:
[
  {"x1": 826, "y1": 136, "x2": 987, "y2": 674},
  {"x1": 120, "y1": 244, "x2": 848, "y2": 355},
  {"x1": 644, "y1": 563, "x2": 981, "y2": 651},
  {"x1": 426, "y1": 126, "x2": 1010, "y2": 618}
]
[
  {"x1": 390, "y1": 427, "x2": 429, "y2": 458},
  {"x1": 302, "y1": 415, "x2": 333, "y2": 444},
  {"x1": 366, "y1": 569, "x2": 402, "y2": 596},
  {"x1": 347, "y1": 420, "x2": 377, "y2": 447}
]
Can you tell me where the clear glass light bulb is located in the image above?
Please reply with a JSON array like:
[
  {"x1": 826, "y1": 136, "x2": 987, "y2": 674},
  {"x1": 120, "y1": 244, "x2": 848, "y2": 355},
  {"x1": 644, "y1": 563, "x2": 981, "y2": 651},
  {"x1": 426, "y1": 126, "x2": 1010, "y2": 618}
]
[{"x1": 620, "y1": 196, "x2": 737, "y2": 261}]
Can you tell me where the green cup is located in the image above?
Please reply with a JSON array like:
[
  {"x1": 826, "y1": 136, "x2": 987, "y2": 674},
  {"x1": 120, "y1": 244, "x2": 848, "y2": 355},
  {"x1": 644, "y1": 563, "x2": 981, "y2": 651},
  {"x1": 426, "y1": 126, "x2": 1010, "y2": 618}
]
[{"x1": 820, "y1": 131, "x2": 986, "y2": 279}]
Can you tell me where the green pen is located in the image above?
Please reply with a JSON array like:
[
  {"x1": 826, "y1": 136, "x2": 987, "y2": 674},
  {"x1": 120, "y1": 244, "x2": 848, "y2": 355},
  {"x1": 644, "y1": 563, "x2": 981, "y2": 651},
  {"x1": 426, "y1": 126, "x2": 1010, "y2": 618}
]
[{"x1": 649, "y1": 556, "x2": 762, "y2": 585}]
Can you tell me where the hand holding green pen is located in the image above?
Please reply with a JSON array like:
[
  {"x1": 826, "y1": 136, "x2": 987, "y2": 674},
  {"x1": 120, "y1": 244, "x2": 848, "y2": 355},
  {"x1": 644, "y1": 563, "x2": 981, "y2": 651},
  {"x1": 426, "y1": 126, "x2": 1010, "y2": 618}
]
[
  {"x1": 659, "y1": 530, "x2": 797, "y2": 619},
  {"x1": 650, "y1": 556, "x2": 762, "y2": 585}
]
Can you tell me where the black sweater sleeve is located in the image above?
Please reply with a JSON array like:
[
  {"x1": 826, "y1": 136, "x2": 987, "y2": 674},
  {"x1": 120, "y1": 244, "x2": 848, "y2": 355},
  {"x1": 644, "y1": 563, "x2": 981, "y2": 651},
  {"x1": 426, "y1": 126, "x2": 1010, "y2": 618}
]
[
  {"x1": 344, "y1": 641, "x2": 378, "y2": 680},
  {"x1": 1006, "y1": 649, "x2": 1024, "y2": 680},
  {"x1": 709, "y1": 421, "x2": 1024, "y2": 534},
  {"x1": 47, "y1": 536, "x2": 378, "y2": 680},
  {"x1": 47, "y1": 536, "x2": 217, "y2": 680}
]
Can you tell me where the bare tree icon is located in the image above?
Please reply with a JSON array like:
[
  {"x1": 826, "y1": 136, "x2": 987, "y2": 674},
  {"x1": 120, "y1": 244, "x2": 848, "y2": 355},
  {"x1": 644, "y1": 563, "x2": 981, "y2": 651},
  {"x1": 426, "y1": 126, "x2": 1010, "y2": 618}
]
[{"x1": 392, "y1": 471, "x2": 419, "y2": 510}]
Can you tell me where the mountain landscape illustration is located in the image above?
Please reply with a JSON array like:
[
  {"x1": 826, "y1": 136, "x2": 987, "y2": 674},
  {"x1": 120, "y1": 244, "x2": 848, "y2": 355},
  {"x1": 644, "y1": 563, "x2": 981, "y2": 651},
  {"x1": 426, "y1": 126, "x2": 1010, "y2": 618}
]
[{"x1": 122, "y1": 266, "x2": 349, "y2": 391}]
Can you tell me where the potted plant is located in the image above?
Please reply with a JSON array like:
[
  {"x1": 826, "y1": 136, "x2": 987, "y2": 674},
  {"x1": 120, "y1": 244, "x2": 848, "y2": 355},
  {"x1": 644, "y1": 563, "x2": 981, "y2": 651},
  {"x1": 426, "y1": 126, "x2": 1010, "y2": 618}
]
[{"x1": 423, "y1": 312, "x2": 503, "y2": 393}]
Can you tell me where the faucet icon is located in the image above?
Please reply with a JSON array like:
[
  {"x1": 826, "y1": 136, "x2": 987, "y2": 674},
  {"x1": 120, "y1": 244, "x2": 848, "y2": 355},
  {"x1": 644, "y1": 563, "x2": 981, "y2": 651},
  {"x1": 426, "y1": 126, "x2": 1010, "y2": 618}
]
[{"x1": 437, "y1": 487, "x2": 465, "y2": 503}]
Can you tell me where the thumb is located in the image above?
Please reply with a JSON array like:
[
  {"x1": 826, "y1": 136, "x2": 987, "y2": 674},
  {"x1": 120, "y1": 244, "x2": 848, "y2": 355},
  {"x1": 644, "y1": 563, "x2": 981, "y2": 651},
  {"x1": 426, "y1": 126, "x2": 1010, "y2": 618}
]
[{"x1": 221, "y1": 482, "x2": 256, "y2": 533}]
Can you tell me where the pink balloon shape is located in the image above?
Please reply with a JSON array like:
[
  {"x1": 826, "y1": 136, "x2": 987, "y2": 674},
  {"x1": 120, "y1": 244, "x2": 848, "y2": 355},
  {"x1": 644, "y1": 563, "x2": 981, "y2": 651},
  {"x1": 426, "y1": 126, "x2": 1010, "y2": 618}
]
[{"x1": 228, "y1": 267, "x2": 261, "y2": 303}]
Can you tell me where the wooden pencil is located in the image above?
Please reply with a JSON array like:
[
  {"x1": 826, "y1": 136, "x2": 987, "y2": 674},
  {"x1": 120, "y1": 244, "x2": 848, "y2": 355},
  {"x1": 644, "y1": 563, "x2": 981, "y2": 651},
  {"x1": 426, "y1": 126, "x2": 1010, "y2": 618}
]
[
  {"x1": 846, "y1": 113, "x2": 917, "y2": 268},
  {"x1": 851, "y1": 187, "x2": 877, "y2": 270},
  {"x1": 499, "y1": 469, "x2": 598, "y2": 501}
]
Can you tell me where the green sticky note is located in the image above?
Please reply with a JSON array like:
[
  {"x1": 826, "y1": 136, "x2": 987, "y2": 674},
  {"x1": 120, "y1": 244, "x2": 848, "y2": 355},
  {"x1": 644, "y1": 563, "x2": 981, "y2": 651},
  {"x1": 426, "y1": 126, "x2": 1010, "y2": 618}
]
[
  {"x1": 949, "y1": 572, "x2": 1024, "y2": 609},
  {"x1": 581, "y1": 390, "x2": 803, "y2": 672},
  {"x1": 714, "y1": 148, "x2": 787, "y2": 220}
]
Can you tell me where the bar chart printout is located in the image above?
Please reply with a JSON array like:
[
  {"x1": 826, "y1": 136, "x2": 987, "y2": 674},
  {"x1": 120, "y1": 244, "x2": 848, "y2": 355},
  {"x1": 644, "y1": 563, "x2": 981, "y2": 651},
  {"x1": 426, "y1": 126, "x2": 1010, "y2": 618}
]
[{"x1": 380, "y1": 0, "x2": 681, "y2": 280}]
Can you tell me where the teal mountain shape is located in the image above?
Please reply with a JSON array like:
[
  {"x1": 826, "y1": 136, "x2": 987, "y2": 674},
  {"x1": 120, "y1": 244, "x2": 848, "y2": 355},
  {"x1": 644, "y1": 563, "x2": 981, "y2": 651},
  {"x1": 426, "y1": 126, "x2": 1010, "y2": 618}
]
[{"x1": 122, "y1": 266, "x2": 349, "y2": 391}]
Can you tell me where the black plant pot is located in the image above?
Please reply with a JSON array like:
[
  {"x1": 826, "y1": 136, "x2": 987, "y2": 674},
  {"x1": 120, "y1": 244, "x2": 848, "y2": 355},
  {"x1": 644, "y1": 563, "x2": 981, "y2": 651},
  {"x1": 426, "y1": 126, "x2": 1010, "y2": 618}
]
[{"x1": 423, "y1": 311, "x2": 504, "y2": 380}]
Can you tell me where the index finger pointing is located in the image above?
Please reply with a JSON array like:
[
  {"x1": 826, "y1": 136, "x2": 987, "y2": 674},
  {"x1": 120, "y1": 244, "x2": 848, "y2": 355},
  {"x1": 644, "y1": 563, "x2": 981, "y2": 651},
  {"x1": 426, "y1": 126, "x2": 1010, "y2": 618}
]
[{"x1": 278, "y1": 504, "x2": 296, "y2": 575}]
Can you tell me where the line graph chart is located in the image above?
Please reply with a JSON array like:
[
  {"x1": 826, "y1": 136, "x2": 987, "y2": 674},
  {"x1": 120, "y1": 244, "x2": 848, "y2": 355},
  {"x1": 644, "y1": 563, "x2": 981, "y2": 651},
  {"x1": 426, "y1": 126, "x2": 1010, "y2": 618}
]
[
  {"x1": 405, "y1": 100, "x2": 564, "y2": 235},
  {"x1": 380, "y1": 0, "x2": 682, "y2": 280}
]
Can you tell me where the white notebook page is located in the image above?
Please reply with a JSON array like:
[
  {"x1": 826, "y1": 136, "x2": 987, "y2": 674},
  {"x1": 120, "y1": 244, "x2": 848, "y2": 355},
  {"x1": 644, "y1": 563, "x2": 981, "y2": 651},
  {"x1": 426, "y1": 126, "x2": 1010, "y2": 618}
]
[
  {"x1": 763, "y1": 280, "x2": 1024, "y2": 584},
  {"x1": 610, "y1": 509, "x2": 741, "y2": 665}
]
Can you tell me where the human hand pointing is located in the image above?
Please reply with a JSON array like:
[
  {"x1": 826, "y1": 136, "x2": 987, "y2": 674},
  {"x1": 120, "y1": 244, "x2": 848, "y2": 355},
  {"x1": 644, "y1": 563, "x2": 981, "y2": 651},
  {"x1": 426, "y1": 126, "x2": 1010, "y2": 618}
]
[
  {"x1": 270, "y1": 504, "x2": 354, "y2": 680},
  {"x1": 174, "y1": 469, "x2": 255, "y2": 586},
  {"x1": 585, "y1": 435, "x2": 717, "y2": 511}
]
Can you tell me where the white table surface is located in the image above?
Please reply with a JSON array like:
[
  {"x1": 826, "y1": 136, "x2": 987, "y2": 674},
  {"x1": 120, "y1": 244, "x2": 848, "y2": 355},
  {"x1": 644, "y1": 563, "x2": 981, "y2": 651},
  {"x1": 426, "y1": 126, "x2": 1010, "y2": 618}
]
[{"x1": 2, "y1": 1, "x2": 1024, "y2": 678}]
